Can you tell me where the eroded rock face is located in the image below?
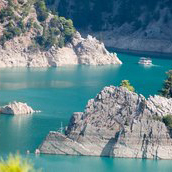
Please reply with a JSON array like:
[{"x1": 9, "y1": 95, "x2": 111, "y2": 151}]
[
  {"x1": 0, "y1": 32, "x2": 122, "y2": 67},
  {"x1": 40, "y1": 86, "x2": 172, "y2": 159},
  {"x1": 0, "y1": 101, "x2": 40, "y2": 115},
  {"x1": 72, "y1": 33, "x2": 122, "y2": 65}
]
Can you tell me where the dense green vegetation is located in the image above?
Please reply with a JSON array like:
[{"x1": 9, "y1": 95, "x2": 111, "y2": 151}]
[
  {"x1": 35, "y1": 14, "x2": 75, "y2": 49},
  {"x1": 159, "y1": 70, "x2": 172, "y2": 98},
  {"x1": 0, "y1": 0, "x2": 75, "y2": 49},
  {"x1": 35, "y1": 0, "x2": 49, "y2": 22},
  {"x1": 56, "y1": 0, "x2": 172, "y2": 31},
  {"x1": 0, "y1": 0, "x2": 31, "y2": 45},
  {"x1": 120, "y1": 80, "x2": 135, "y2": 92}
]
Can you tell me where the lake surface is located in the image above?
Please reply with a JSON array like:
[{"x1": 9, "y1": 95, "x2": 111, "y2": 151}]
[{"x1": 0, "y1": 53, "x2": 172, "y2": 171}]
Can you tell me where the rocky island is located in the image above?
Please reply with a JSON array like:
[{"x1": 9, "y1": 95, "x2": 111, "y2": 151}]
[
  {"x1": 0, "y1": 0, "x2": 121, "y2": 67},
  {"x1": 0, "y1": 101, "x2": 40, "y2": 115},
  {"x1": 40, "y1": 86, "x2": 172, "y2": 159}
]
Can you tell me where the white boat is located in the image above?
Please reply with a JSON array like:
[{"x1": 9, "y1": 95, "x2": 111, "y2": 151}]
[{"x1": 138, "y1": 57, "x2": 152, "y2": 65}]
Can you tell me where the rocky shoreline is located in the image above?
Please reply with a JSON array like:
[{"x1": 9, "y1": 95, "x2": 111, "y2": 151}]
[
  {"x1": 108, "y1": 47, "x2": 172, "y2": 59},
  {"x1": 80, "y1": 28, "x2": 172, "y2": 55},
  {"x1": 0, "y1": 32, "x2": 122, "y2": 68},
  {"x1": 39, "y1": 86, "x2": 172, "y2": 159}
]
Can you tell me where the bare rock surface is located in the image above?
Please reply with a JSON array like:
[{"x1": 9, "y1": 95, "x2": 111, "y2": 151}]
[
  {"x1": 0, "y1": 101, "x2": 40, "y2": 115},
  {"x1": 40, "y1": 86, "x2": 172, "y2": 159}
]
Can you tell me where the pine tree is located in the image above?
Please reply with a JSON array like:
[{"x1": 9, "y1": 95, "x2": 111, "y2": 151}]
[
  {"x1": 120, "y1": 80, "x2": 135, "y2": 92},
  {"x1": 159, "y1": 70, "x2": 172, "y2": 98}
]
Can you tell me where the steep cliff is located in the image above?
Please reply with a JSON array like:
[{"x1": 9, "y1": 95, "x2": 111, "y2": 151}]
[
  {"x1": 40, "y1": 86, "x2": 172, "y2": 159},
  {"x1": 0, "y1": 0, "x2": 121, "y2": 67},
  {"x1": 50, "y1": 0, "x2": 172, "y2": 54}
]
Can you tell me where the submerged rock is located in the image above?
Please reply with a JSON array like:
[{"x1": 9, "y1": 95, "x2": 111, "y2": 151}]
[
  {"x1": 0, "y1": 101, "x2": 40, "y2": 115},
  {"x1": 40, "y1": 86, "x2": 172, "y2": 159}
]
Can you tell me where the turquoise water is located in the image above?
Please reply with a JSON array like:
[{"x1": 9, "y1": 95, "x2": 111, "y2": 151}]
[{"x1": 0, "y1": 53, "x2": 172, "y2": 171}]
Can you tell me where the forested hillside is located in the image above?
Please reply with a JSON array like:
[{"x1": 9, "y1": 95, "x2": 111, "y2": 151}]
[
  {"x1": 45, "y1": 0, "x2": 172, "y2": 32},
  {"x1": 1, "y1": 0, "x2": 172, "y2": 53},
  {"x1": 45, "y1": 0, "x2": 172, "y2": 53},
  {"x1": 0, "y1": 0, "x2": 75, "y2": 49}
]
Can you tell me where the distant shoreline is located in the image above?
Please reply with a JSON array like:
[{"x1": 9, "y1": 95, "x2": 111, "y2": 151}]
[{"x1": 107, "y1": 47, "x2": 172, "y2": 59}]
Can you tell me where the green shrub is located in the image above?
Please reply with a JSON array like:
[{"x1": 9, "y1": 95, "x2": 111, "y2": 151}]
[
  {"x1": 33, "y1": 22, "x2": 42, "y2": 31},
  {"x1": 120, "y1": 80, "x2": 135, "y2": 92},
  {"x1": 50, "y1": 16, "x2": 60, "y2": 27},
  {"x1": 0, "y1": 154, "x2": 39, "y2": 172},
  {"x1": 0, "y1": 23, "x2": 22, "y2": 45},
  {"x1": 64, "y1": 27, "x2": 74, "y2": 38},
  {"x1": 159, "y1": 70, "x2": 172, "y2": 98},
  {"x1": 18, "y1": 20, "x2": 26, "y2": 32},
  {"x1": 12, "y1": 27, "x2": 22, "y2": 36},
  {"x1": 3, "y1": 31, "x2": 13, "y2": 40},
  {"x1": 152, "y1": 115, "x2": 162, "y2": 121},
  {"x1": 58, "y1": 37, "x2": 65, "y2": 48},
  {"x1": 26, "y1": 18, "x2": 34, "y2": 30},
  {"x1": 0, "y1": 7, "x2": 14, "y2": 22},
  {"x1": 163, "y1": 115, "x2": 172, "y2": 129},
  {"x1": 7, "y1": 0, "x2": 14, "y2": 7},
  {"x1": 35, "y1": 0, "x2": 49, "y2": 22},
  {"x1": 35, "y1": 35, "x2": 45, "y2": 47}
]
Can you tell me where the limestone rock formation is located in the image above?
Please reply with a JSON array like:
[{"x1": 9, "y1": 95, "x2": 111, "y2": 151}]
[
  {"x1": 0, "y1": 101, "x2": 40, "y2": 115},
  {"x1": 40, "y1": 86, "x2": 172, "y2": 159},
  {"x1": 72, "y1": 32, "x2": 122, "y2": 65},
  {"x1": 0, "y1": 32, "x2": 122, "y2": 67}
]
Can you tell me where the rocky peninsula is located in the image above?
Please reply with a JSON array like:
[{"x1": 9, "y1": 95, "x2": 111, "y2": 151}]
[
  {"x1": 0, "y1": 32, "x2": 122, "y2": 67},
  {"x1": 40, "y1": 86, "x2": 172, "y2": 159},
  {"x1": 0, "y1": 101, "x2": 40, "y2": 115}
]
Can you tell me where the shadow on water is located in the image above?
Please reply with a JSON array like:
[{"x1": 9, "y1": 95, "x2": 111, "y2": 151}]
[{"x1": 107, "y1": 47, "x2": 172, "y2": 60}]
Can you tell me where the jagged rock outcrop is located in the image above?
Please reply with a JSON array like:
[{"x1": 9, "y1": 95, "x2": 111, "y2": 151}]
[
  {"x1": 40, "y1": 86, "x2": 172, "y2": 159},
  {"x1": 0, "y1": 101, "x2": 40, "y2": 115}
]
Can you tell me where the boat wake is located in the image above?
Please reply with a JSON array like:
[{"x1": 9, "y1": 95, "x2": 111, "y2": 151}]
[
  {"x1": 140, "y1": 64, "x2": 161, "y2": 68},
  {"x1": 151, "y1": 64, "x2": 161, "y2": 67}
]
